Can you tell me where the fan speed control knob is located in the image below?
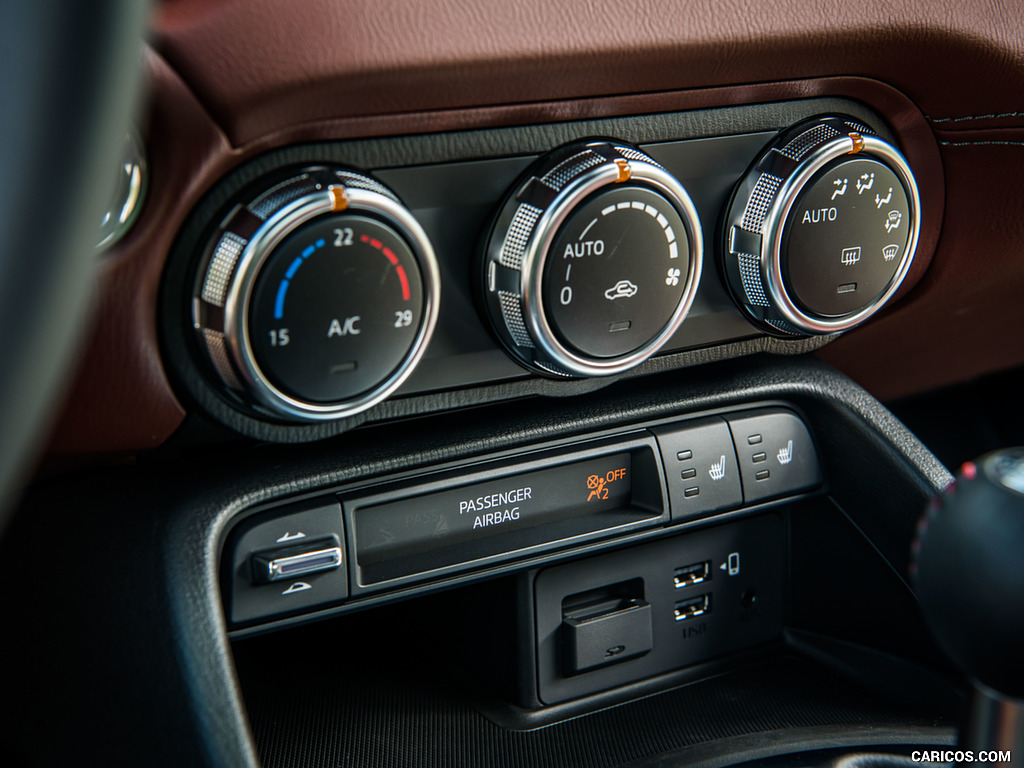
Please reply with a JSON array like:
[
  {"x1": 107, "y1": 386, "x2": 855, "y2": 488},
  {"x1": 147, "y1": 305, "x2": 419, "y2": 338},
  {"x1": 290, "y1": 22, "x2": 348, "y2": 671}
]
[
  {"x1": 483, "y1": 141, "x2": 703, "y2": 377},
  {"x1": 192, "y1": 167, "x2": 440, "y2": 422},
  {"x1": 721, "y1": 115, "x2": 921, "y2": 336}
]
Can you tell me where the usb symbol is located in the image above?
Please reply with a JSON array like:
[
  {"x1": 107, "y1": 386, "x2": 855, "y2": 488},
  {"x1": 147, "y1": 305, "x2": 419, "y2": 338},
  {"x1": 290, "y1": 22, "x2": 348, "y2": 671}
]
[
  {"x1": 777, "y1": 440, "x2": 794, "y2": 465},
  {"x1": 709, "y1": 455, "x2": 726, "y2": 481}
]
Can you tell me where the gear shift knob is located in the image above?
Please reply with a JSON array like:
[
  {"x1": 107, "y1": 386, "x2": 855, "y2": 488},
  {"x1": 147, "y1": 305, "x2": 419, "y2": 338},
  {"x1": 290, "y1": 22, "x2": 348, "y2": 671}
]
[
  {"x1": 913, "y1": 448, "x2": 1024, "y2": 766},
  {"x1": 913, "y1": 448, "x2": 1024, "y2": 698}
]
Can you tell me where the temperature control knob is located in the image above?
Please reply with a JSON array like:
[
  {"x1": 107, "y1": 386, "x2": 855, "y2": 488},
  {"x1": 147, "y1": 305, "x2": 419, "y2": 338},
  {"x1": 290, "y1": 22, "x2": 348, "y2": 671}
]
[
  {"x1": 721, "y1": 115, "x2": 920, "y2": 335},
  {"x1": 192, "y1": 167, "x2": 440, "y2": 422},
  {"x1": 483, "y1": 141, "x2": 703, "y2": 377}
]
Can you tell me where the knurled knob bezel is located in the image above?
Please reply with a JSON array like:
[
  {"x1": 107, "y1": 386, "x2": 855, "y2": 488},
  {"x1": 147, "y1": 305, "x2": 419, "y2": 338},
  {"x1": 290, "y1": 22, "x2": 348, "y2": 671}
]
[
  {"x1": 483, "y1": 140, "x2": 703, "y2": 378},
  {"x1": 191, "y1": 166, "x2": 440, "y2": 422},
  {"x1": 721, "y1": 115, "x2": 921, "y2": 336}
]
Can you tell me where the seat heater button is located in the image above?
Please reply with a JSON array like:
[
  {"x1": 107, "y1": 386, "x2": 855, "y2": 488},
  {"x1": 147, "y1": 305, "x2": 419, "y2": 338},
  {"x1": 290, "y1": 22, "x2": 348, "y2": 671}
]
[
  {"x1": 652, "y1": 417, "x2": 743, "y2": 520},
  {"x1": 726, "y1": 409, "x2": 822, "y2": 503}
]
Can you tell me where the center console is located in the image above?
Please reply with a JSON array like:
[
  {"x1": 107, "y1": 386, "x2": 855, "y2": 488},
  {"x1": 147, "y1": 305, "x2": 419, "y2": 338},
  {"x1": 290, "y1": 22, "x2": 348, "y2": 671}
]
[{"x1": 214, "y1": 358, "x2": 960, "y2": 765}]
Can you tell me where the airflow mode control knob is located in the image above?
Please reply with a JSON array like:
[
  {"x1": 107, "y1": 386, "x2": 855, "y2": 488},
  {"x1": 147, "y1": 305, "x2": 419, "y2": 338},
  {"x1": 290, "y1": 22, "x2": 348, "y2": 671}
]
[
  {"x1": 483, "y1": 141, "x2": 703, "y2": 377},
  {"x1": 721, "y1": 115, "x2": 920, "y2": 335},
  {"x1": 192, "y1": 167, "x2": 440, "y2": 422}
]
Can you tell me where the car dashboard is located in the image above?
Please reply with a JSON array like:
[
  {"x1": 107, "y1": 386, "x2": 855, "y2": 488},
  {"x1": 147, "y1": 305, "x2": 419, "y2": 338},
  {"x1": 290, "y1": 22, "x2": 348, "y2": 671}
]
[{"x1": 2, "y1": 1, "x2": 1024, "y2": 767}]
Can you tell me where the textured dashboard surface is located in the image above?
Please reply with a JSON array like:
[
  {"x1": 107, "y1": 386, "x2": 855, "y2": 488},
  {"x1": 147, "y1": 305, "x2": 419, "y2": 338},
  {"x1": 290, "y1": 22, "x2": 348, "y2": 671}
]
[{"x1": 151, "y1": 0, "x2": 1024, "y2": 145}]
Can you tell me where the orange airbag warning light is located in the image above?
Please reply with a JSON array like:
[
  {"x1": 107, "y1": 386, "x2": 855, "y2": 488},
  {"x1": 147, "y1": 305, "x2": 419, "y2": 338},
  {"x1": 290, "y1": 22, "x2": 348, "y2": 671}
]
[
  {"x1": 586, "y1": 466, "x2": 629, "y2": 501},
  {"x1": 353, "y1": 451, "x2": 650, "y2": 584}
]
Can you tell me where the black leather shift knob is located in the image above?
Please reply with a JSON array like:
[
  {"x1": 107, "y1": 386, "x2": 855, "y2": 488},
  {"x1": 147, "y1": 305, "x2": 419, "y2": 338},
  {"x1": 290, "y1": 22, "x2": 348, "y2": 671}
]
[{"x1": 913, "y1": 448, "x2": 1024, "y2": 698}]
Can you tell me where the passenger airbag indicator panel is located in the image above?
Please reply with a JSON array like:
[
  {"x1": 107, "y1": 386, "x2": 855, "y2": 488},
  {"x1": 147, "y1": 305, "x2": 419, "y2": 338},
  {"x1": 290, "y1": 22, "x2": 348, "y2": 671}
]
[
  {"x1": 347, "y1": 439, "x2": 666, "y2": 590},
  {"x1": 223, "y1": 404, "x2": 822, "y2": 630}
]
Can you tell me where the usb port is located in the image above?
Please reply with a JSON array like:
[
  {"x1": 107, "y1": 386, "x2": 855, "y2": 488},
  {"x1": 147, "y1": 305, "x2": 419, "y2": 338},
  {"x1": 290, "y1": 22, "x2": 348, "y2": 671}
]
[
  {"x1": 673, "y1": 560, "x2": 710, "y2": 589},
  {"x1": 674, "y1": 594, "x2": 711, "y2": 622}
]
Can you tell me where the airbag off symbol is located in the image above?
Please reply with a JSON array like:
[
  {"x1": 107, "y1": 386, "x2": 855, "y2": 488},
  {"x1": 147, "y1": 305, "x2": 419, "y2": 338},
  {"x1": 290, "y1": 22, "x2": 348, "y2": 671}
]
[{"x1": 586, "y1": 466, "x2": 628, "y2": 501}]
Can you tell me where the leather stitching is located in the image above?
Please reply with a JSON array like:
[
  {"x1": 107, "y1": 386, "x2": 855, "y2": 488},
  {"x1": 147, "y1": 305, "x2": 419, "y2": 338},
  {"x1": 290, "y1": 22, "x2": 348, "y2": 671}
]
[
  {"x1": 928, "y1": 112, "x2": 1024, "y2": 122},
  {"x1": 938, "y1": 140, "x2": 1024, "y2": 147}
]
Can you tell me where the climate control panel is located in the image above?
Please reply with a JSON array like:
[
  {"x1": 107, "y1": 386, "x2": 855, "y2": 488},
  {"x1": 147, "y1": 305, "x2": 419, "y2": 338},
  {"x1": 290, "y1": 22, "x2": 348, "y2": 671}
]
[{"x1": 167, "y1": 103, "x2": 930, "y2": 436}]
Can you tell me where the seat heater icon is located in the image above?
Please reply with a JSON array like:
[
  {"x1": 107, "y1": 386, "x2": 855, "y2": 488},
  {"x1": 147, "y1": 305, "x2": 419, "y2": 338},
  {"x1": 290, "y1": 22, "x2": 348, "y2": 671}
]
[
  {"x1": 709, "y1": 455, "x2": 726, "y2": 481},
  {"x1": 777, "y1": 440, "x2": 793, "y2": 465}
]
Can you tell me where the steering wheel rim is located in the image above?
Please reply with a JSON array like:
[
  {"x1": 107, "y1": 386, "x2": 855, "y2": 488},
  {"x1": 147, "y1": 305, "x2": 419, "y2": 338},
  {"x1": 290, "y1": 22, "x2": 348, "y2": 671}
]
[{"x1": 0, "y1": 2, "x2": 149, "y2": 530}]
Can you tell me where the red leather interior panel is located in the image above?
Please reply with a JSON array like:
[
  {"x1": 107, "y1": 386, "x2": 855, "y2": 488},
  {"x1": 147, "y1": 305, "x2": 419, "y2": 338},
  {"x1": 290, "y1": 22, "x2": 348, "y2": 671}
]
[
  {"x1": 151, "y1": 0, "x2": 1024, "y2": 147},
  {"x1": 45, "y1": 51, "x2": 232, "y2": 459}
]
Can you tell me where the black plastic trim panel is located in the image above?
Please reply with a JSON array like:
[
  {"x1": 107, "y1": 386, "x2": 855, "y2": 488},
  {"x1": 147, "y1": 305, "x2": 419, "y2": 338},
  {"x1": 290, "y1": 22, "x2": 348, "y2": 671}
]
[
  {"x1": 0, "y1": 357, "x2": 951, "y2": 768},
  {"x1": 234, "y1": 638, "x2": 955, "y2": 768},
  {"x1": 159, "y1": 97, "x2": 895, "y2": 442},
  {"x1": 222, "y1": 409, "x2": 800, "y2": 632}
]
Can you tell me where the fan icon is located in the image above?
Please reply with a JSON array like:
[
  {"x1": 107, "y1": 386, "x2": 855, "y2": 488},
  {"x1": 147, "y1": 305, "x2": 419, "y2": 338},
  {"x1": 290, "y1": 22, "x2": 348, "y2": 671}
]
[{"x1": 666, "y1": 268, "x2": 681, "y2": 286}]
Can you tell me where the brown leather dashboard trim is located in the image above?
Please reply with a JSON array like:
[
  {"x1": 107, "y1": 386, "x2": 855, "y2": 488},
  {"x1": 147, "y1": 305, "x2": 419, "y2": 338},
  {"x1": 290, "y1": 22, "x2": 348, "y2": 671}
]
[
  {"x1": 45, "y1": 51, "x2": 228, "y2": 459},
  {"x1": 149, "y1": 0, "x2": 1024, "y2": 149},
  {"x1": 44, "y1": 52, "x2": 943, "y2": 459}
]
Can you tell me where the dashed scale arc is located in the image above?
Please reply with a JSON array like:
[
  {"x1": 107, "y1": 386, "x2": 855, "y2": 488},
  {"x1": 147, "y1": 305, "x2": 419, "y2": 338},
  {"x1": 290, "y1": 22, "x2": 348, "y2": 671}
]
[{"x1": 272, "y1": 233, "x2": 412, "y2": 321}]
